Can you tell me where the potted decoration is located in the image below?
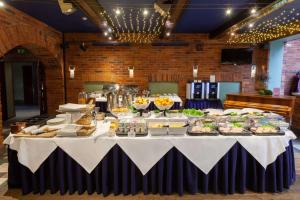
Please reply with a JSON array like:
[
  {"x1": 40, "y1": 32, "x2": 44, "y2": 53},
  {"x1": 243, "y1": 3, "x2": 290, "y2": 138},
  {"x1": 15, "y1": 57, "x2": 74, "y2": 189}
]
[{"x1": 255, "y1": 74, "x2": 269, "y2": 90}]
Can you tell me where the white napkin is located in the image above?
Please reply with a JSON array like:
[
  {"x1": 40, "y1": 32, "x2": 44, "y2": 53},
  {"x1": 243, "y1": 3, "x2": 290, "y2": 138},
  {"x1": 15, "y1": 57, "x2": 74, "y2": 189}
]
[
  {"x1": 22, "y1": 125, "x2": 40, "y2": 134},
  {"x1": 56, "y1": 124, "x2": 83, "y2": 137},
  {"x1": 94, "y1": 121, "x2": 111, "y2": 138},
  {"x1": 59, "y1": 103, "x2": 87, "y2": 112}
]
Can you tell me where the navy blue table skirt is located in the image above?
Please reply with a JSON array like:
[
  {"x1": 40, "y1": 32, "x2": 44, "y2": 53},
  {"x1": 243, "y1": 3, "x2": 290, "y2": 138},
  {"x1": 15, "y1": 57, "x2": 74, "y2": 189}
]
[
  {"x1": 8, "y1": 141, "x2": 295, "y2": 196},
  {"x1": 185, "y1": 99, "x2": 223, "y2": 109}
]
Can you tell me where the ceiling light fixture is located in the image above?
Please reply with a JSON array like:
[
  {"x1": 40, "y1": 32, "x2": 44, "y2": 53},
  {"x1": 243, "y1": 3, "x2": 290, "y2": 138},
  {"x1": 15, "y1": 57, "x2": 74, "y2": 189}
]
[
  {"x1": 143, "y1": 9, "x2": 149, "y2": 16},
  {"x1": 166, "y1": 32, "x2": 171, "y2": 37},
  {"x1": 165, "y1": 20, "x2": 173, "y2": 28},
  {"x1": 108, "y1": 36, "x2": 112, "y2": 40},
  {"x1": 104, "y1": 31, "x2": 108, "y2": 36},
  {"x1": 82, "y1": 17, "x2": 88, "y2": 21},
  {"x1": 66, "y1": 8, "x2": 73, "y2": 13},
  {"x1": 108, "y1": 28, "x2": 112, "y2": 33},
  {"x1": 0, "y1": 1, "x2": 5, "y2": 7},
  {"x1": 250, "y1": 8, "x2": 257, "y2": 15},
  {"x1": 115, "y1": 8, "x2": 121, "y2": 15},
  {"x1": 248, "y1": 23, "x2": 254, "y2": 28},
  {"x1": 102, "y1": 21, "x2": 107, "y2": 27},
  {"x1": 225, "y1": 8, "x2": 232, "y2": 16},
  {"x1": 230, "y1": 32, "x2": 235, "y2": 36}
]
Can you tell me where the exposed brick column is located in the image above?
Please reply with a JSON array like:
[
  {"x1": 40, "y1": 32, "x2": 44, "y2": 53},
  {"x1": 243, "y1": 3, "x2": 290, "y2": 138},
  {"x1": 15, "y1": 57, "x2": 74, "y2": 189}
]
[
  {"x1": 0, "y1": 82, "x2": 2, "y2": 143},
  {"x1": 282, "y1": 40, "x2": 300, "y2": 95}
]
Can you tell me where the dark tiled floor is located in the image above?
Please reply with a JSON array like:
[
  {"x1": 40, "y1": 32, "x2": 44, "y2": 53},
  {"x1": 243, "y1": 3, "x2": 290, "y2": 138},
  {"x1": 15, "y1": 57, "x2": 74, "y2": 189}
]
[{"x1": 2, "y1": 105, "x2": 40, "y2": 137}]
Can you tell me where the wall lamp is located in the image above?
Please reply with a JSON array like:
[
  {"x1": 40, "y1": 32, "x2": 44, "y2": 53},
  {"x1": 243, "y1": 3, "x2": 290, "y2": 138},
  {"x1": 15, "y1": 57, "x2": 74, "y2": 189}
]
[
  {"x1": 128, "y1": 66, "x2": 134, "y2": 78},
  {"x1": 69, "y1": 65, "x2": 75, "y2": 79},
  {"x1": 80, "y1": 42, "x2": 87, "y2": 51},
  {"x1": 193, "y1": 65, "x2": 198, "y2": 79}
]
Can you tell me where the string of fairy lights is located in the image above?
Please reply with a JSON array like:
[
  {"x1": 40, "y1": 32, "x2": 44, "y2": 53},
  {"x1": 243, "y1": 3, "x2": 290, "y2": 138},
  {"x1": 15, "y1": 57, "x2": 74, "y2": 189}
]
[
  {"x1": 95, "y1": 0, "x2": 298, "y2": 44},
  {"x1": 100, "y1": 7, "x2": 169, "y2": 44},
  {"x1": 227, "y1": 8, "x2": 300, "y2": 44}
]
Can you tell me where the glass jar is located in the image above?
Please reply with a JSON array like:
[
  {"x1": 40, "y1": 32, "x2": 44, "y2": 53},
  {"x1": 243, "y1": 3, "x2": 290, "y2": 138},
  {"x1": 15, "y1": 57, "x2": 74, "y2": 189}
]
[{"x1": 78, "y1": 91, "x2": 87, "y2": 104}]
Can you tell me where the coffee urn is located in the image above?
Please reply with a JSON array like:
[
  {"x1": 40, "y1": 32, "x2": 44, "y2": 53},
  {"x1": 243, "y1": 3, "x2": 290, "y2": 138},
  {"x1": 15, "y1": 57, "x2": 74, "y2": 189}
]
[
  {"x1": 186, "y1": 81, "x2": 205, "y2": 100},
  {"x1": 205, "y1": 82, "x2": 220, "y2": 99}
]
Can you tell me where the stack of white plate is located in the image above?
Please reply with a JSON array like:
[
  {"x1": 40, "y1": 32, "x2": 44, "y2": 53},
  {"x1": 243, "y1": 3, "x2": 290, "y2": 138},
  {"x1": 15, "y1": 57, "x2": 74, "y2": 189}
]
[{"x1": 47, "y1": 118, "x2": 66, "y2": 126}]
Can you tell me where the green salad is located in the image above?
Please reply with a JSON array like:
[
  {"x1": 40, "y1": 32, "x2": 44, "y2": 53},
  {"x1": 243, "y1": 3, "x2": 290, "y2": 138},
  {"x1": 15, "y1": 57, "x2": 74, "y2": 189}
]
[
  {"x1": 229, "y1": 112, "x2": 238, "y2": 116},
  {"x1": 203, "y1": 123, "x2": 217, "y2": 129},
  {"x1": 232, "y1": 122, "x2": 243, "y2": 128},
  {"x1": 182, "y1": 109, "x2": 204, "y2": 117}
]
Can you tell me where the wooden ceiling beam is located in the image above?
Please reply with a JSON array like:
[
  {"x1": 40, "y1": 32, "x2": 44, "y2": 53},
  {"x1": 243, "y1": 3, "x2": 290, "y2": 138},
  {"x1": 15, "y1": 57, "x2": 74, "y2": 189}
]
[
  {"x1": 160, "y1": 0, "x2": 189, "y2": 37},
  {"x1": 209, "y1": 0, "x2": 276, "y2": 39},
  {"x1": 66, "y1": 0, "x2": 107, "y2": 32}
]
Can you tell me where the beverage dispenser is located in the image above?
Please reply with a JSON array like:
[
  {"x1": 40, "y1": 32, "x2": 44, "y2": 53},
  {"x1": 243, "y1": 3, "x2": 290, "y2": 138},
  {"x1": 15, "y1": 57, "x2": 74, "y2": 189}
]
[
  {"x1": 205, "y1": 82, "x2": 220, "y2": 99},
  {"x1": 186, "y1": 81, "x2": 205, "y2": 100}
]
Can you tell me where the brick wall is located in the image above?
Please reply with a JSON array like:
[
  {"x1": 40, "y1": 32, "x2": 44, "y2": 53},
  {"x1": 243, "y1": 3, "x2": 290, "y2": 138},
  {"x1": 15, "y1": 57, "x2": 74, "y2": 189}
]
[
  {"x1": 65, "y1": 33, "x2": 267, "y2": 102},
  {"x1": 282, "y1": 40, "x2": 300, "y2": 95},
  {"x1": 0, "y1": 4, "x2": 65, "y2": 137}
]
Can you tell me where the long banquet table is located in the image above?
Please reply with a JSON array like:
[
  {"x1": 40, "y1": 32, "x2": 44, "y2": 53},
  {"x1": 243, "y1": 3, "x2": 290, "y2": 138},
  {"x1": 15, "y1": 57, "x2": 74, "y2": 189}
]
[{"x1": 4, "y1": 125, "x2": 296, "y2": 196}]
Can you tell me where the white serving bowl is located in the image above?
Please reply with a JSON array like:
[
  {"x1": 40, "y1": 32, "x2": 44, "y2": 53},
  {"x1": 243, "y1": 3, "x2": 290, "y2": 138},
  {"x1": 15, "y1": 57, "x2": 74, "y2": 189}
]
[
  {"x1": 154, "y1": 102, "x2": 174, "y2": 111},
  {"x1": 132, "y1": 102, "x2": 150, "y2": 110}
]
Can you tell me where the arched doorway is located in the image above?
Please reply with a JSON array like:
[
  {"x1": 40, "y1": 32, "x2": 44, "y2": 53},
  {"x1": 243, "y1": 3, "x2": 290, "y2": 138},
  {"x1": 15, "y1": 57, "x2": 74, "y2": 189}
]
[
  {"x1": 0, "y1": 46, "x2": 48, "y2": 136},
  {"x1": 0, "y1": 24, "x2": 65, "y2": 142}
]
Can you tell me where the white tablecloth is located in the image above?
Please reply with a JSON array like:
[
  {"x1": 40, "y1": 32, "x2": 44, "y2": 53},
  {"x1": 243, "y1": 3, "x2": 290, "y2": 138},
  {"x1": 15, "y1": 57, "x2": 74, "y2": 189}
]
[{"x1": 4, "y1": 124, "x2": 296, "y2": 175}]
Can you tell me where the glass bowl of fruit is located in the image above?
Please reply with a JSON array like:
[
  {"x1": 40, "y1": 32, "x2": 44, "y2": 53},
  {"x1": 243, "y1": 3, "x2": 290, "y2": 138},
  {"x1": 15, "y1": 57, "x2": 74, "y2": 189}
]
[
  {"x1": 154, "y1": 97, "x2": 174, "y2": 116},
  {"x1": 132, "y1": 97, "x2": 150, "y2": 117},
  {"x1": 132, "y1": 97, "x2": 150, "y2": 110}
]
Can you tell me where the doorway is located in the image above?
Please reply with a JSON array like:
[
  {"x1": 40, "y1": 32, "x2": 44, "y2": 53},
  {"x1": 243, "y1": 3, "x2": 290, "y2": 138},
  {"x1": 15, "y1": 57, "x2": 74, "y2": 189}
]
[{"x1": 0, "y1": 47, "x2": 47, "y2": 136}]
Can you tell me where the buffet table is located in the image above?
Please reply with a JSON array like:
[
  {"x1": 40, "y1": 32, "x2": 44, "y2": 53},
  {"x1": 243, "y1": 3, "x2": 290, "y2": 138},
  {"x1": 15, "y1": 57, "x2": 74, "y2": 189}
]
[
  {"x1": 185, "y1": 99, "x2": 223, "y2": 110},
  {"x1": 4, "y1": 125, "x2": 296, "y2": 196}
]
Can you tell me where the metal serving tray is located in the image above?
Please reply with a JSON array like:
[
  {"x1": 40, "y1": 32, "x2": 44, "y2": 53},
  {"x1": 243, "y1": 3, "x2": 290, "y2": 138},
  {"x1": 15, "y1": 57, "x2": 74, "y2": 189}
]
[
  {"x1": 116, "y1": 131, "x2": 148, "y2": 137},
  {"x1": 148, "y1": 127, "x2": 168, "y2": 136},
  {"x1": 187, "y1": 127, "x2": 219, "y2": 136},
  {"x1": 219, "y1": 129, "x2": 252, "y2": 136},
  {"x1": 251, "y1": 131, "x2": 285, "y2": 136},
  {"x1": 168, "y1": 127, "x2": 188, "y2": 135}
]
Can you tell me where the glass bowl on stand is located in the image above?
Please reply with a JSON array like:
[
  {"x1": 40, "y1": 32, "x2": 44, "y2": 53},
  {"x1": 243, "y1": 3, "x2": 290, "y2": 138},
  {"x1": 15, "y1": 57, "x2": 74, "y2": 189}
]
[
  {"x1": 132, "y1": 98, "x2": 150, "y2": 117},
  {"x1": 154, "y1": 97, "x2": 174, "y2": 117}
]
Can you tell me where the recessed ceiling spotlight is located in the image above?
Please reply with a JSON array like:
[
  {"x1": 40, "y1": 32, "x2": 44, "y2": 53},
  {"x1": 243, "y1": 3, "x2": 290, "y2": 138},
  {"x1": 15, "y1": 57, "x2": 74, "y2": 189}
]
[
  {"x1": 108, "y1": 27, "x2": 112, "y2": 33},
  {"x1": 82, "y1": 17, "x2": 88, "y2": 21},
  {"x1": 225, "y1": 8, "x2": 232, "y2": 16},
  {"x1": 285, "y1": 42, "x2": 292, "y2": 47},
  {"x1": 0, "y1": 1, "x2": 5, "y2": 7},
  {"x1": 165, "y1": 20, "x2": 173, "y2": 28},
  {"x1": 115, "y1": 8, "x2": 121, "y2": 15},
  {"x1": 108, "y1": 36, "x2": 112, "y2": 40},
  {"x1": 248, "y1": 23, "x2": 254, "y2": 28},
  {"x1": 143, "y1": 9, "x2": 149, "y2": 16},
  {"x1": 102, "y1": 21, "x2": 108, "y2": 27},
  {"x1": 230, "y1": 32, "x2": 235, "y2": 36},
  {"x1": 104, "y1": 31, "x2": 108, "y2": 36},
  {"x1": 66, "y1": 8, "x2": 73, "y2": 13},
  {"x1": 250, "y1": 8, "x2": 257, "y2": 15},
  {"x1": 166, "y1": 32, "x2": 171, "y2": 37}
]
